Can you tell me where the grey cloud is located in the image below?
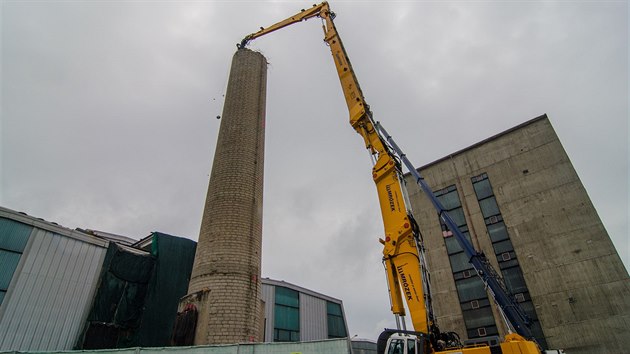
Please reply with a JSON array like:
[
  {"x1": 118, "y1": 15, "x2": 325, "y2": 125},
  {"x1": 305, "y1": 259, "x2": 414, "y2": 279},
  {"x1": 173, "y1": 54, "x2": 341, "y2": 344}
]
[{"x1": 2, "y1": 0, "x2": 627, "y2": 340}]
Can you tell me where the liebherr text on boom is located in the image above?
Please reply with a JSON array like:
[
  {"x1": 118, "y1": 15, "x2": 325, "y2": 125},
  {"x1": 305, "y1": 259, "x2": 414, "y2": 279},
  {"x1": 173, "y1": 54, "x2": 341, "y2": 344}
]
[{"x1": 238, "y1": 3, "x2": 544, "y2": 354}]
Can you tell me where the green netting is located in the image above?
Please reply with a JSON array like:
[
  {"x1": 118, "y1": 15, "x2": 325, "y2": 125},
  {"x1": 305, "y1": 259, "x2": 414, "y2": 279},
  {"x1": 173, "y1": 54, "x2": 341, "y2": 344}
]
[
  {"x1": 78, "y1": 233, "x2": 197, "y2": 349},
  {"x1": 137, "y1": 233, "x2": 196, "y2": 347},
  {"x1": 79, "y1": 243, "x2": 156, "y2": 349},
  {"x1": 109, "y1": 249, "x2": 155, "y2": 283}
]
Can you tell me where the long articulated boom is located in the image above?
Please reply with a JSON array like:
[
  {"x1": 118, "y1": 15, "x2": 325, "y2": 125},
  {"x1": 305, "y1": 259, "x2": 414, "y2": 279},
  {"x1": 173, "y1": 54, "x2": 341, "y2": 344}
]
[
  {"x1": 240, "y1": 2, "x2": 435, "y2": 338},
  {"x1": 239, "y1": 3, "x2": 541, "y2": 354}
]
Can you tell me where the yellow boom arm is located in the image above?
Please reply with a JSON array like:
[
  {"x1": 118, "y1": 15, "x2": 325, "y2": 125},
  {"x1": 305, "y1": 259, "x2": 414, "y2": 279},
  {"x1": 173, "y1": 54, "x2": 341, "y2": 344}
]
[{"x1": 239, "y1": 2, "x2": 434, "y2": 336}]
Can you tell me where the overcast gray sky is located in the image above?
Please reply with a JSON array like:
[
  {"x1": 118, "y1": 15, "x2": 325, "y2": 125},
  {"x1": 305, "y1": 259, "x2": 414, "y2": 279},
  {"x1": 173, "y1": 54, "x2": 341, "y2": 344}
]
[{"x1": 1, "y1": 0, "x2": 628, "y2": 341}]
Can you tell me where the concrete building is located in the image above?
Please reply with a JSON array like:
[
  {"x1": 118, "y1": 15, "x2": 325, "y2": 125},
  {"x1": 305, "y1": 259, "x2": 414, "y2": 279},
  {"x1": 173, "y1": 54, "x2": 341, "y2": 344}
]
[
  {"x1": 260, "y1": 278, "x2": 349, "y2": 343},
  {"x1": 184, "y1": 48, "x2": 267, "y2": 345},
  {"x1": 404, "y1": 114, "x2": 629, "y2": 354}
]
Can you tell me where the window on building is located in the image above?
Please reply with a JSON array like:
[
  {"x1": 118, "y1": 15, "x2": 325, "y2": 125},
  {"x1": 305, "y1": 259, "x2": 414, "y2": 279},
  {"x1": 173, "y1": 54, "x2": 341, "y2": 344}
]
[
  {"x1": 493, "y1": 239, "x2": 514, "y2": 254},
  {"x1": 462, "y1": 306, "x2": 498, "y2": 338},
  {"x1": 472, "y1": 178, "x2": 493, "y2": 200},
  {"x1": 274, "y1": 286, "x2": 300, "y2": 342},
  {"x1": 448, "y1": 208, "x2": 468, "y2": 228},
  {"x1": 456, "y1": 277, "x2": 488, "y2": 303},
  {"x1": 435, "y1": 185, "x2": 497, "y2": 340},
  {"x1": 502, "y1": 267, "x2": 529, "y2": 294},
  {"x1": 327, "y1": 301, "x2": 347, "y2": 338},
  {"x1": 478, "y1": 196, "x2": 500, "y2": 218},
  {"x1": 449, "y1": 251, "x2": 474, "y2": 273},
  {"x1": 444, "y1": 234, "x2": 463, "y2": 254},
  {"x1": 471, "y1": 173, "x2": 547, "y2": 348},
  {"x1": 438, "y1": 189, "x2": 461, "y2": 210},
  {"x1": 486, "y1": 221, "x2": 509, "y2": 242},
  {"x1": 444, "y1": 228, "x2": 472, "y2": 255},
  {"x1": 0, "y1": 218, "x2": 33, "y2": 306}
]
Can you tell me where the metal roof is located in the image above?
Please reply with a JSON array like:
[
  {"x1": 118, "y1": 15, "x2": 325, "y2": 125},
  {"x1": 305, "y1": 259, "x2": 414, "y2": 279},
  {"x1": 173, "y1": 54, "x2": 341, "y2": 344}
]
[
  {"x1": 261, "y1": 277, "x2": 343, "y2": 304},
  {"x1": 0, "y1": 207, "x2": 149, "y2": 255}
]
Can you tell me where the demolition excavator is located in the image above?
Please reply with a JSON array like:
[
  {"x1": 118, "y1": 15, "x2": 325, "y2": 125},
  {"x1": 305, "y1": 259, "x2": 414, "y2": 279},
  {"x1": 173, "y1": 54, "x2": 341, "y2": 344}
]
[{"x1": 238, "y1": 3, "x2": 544, "y2": 353}]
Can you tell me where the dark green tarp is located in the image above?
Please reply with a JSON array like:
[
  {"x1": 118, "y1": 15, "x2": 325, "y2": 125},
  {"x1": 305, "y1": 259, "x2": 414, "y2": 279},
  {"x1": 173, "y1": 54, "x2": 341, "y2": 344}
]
[
  {"x1": 80, "y1": 242, "x2": 155, "y2": 349},
  {"x1": 138, "y1": 232, "x2": 196, "y2": 347},
  {"x1": 78, "y1": 232, "x2": 196, "y2": 349}
]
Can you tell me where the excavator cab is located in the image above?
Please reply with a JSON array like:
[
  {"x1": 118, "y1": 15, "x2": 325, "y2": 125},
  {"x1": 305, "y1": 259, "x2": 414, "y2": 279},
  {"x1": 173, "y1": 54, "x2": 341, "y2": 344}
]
[
  {"x1": 385, "y1": 334, "x2": 421, "y2": 354},
  {"x1": 378, "y1": 330, "x2": 430, "y2": 354}
]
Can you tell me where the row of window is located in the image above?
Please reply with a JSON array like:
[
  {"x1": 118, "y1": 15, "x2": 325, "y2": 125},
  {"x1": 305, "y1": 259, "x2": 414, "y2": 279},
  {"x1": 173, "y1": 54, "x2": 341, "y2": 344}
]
[
  {"x1": 273, "y1": 286, "x2": 347, "y2": 342},
  {"x1": 435, "y1": 186, "x2": 498, "y2": 339},
  {"x1": 434, "y1": 173, "x2": 548, "y2": 346},
  {"x1": 470, "y1": 173, "x2": 547, "y2": 348},
  {"x1": 274, "y1": 286, "x2": 300, "y2": 342}
]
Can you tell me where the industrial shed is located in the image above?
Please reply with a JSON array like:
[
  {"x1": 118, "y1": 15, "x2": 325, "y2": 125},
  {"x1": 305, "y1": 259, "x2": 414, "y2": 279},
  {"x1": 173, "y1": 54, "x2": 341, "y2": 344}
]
[
  {"x1": 0, "y1": 207, "x2": 196, "y2": 351},
  {"x1": 0, "y1": 206, "x2": 109, "y2": 351}
]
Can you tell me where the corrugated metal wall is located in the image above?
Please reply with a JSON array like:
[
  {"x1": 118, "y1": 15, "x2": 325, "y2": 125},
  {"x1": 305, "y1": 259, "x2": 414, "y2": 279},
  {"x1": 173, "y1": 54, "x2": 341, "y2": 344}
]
[
  {"x1": 300, "y1": 293, "x2": 327, "y2": 341},
  {"x1": 261, "y1": 283, "x2": 274, "y2": 342},
  {"x1": 0, "y1": 227, "x2": 107, "y2": 351}
]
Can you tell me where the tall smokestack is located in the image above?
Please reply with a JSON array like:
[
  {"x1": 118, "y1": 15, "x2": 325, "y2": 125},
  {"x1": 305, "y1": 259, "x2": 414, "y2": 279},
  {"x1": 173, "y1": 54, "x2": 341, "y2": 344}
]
[{"x1": 184, "y1": 48, "x2": 266, "y2": 344}]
